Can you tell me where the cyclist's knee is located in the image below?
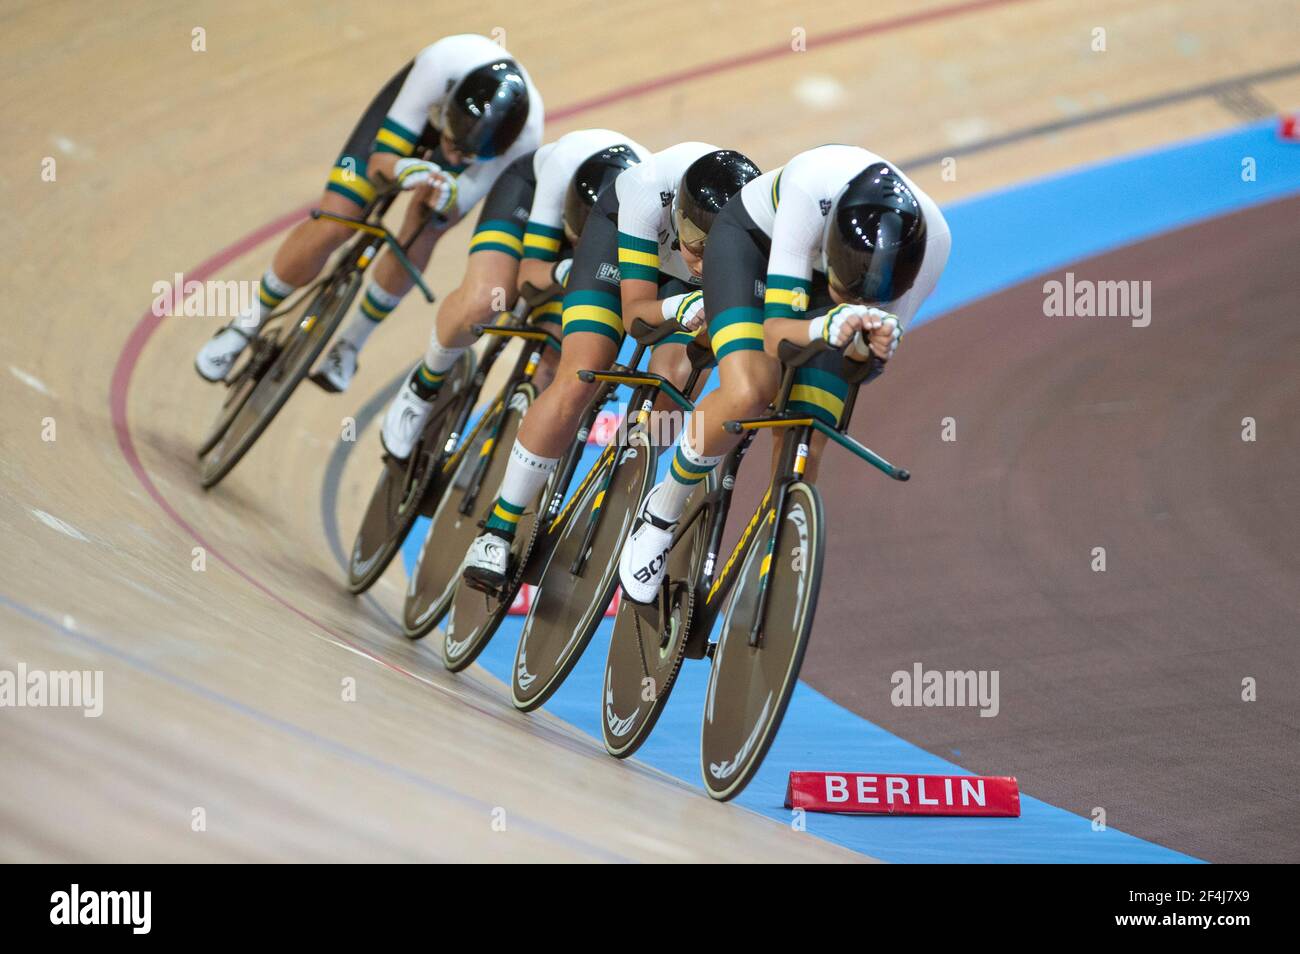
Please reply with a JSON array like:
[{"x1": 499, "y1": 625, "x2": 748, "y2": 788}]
[
  {"x1": 727, "y1": 374, "x2": 778, "y2": 418},
  {"x1": 547, "y1": 366, "x2": 595, "y2": 419}
]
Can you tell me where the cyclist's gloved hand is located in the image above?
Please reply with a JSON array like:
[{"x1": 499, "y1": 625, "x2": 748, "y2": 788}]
[
  {"x1": 394, "y1": 157, "x2": 441, "y2": 189},
  {"x1": 854, "y1": 308, "x2": 900, "y2": 361},
  {"x1": 807, "y1": 302, "x2": 870, "y2": 348},
  {"x1": 552, "y1": 258, "x2": 573, "y2": 288},
  {"x1": 421, "y1": 173, "x2": 458, "y2": 216},
  {"x1": 662, "y1": 290, "x2": 705, "y2": 330}
]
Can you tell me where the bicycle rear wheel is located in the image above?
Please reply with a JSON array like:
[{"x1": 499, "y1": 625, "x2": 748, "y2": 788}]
[
  {"x1": 511, "y1": 430, "x2": 655, "y2": 712},
  {"x1": 700, "y1": 481, "x2": 823, "y2": 802},
  {"x1": 199, "y1": 270, "x2": 360, "y2": 488},
  {"x1": 402, "y1": 383, "x2": 533, "y2": 641},
  {"x1": 346, "y1": 352, "x2": 475, "y2": 594},
  {"x1": 601, "y1": 476, "x2": 713, "y2": 758}
]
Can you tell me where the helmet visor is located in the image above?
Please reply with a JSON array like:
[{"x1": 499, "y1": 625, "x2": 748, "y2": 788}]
[
  {"x1": 671, "y1": 193, "x2": 709, "y2": 255},
  {"x1": 436, "y1": 101, "x2": 482, "y2": 159}
]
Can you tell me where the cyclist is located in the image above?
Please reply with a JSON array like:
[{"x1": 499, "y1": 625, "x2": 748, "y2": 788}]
[
  {"x1": 194, "y1": 34, "x2": 542, "y2": 386},
  {"x1": 619, "y1": 145, "x2": 951, "y2": 603},
  {"x1": 379, "y1": 135, "x2": 647, "y2": 457},
  {"x1": 460, "y1": 144, "x2": 762, "y2": 593}
]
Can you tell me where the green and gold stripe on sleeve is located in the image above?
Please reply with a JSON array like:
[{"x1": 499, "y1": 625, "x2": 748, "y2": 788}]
[
  {"x1": 469, "y1": 218, "x2": 526, "y2": 258},
  {"x1": 372, "y1": 118, "x2": 420, "y2": 158},
  {"x1": 763, "y1": 273, "x2": 811, "y2": 320},
  {"x1": 522, "y1": 222, "x2": 564, "y2": 261},
  {"x1": 617, "y1": 232, "x2": 660, "y2": 283}
]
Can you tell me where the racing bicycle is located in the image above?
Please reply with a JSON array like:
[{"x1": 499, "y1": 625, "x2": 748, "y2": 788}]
[
  {"x1": 600, "y1": 338, "x2": 909, "y2": 801},
  {"x1": 507, "y1": 328, "x2": 714, "y2": 710},
  {"x1": 438, "y1": 319, "x2": 707, "y2": 676},
  {"x1": 197, "y1": 181, "x2": 438, "y2": 488},
  {"x1": 345, "y1": 283, "x2": 558, "y2": 594}
]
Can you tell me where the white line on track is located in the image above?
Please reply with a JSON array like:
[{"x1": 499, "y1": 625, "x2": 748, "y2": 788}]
[
  {"x1": 9, "y1": 365, "x2": 53, "y2": 396},
  {"x1": 30, "y1": 509, "x2": 90, "y2": 542}
]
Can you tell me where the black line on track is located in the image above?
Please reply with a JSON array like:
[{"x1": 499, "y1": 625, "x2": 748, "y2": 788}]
[{"x1": 900, "y1": 60, "x2": 1300, "y2": 169}]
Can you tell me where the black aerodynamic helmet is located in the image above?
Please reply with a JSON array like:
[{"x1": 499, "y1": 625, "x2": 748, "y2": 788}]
[
  {"x1": 562, "y1": 143, "x2": 642, "y2": 242},
  {"x1": 823, "y1": 162, "x2": 928, "y2": 304},
  {"x1": 438, "y1": 60, "x2": 530, "y2": 159},
  {"x1": 672, "y1": 149, "x2": 762, "y2": 251}
]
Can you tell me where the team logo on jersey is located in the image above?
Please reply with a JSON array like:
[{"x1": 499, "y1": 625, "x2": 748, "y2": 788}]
[
  {"x1": 660, "y1": 190, "x2": 673, "y2": 207},
  {"x1": 819, "y1": 199, "x2": 832, "y2": 216},
  {"x1": 513, "y1": 206, "x2": 530, "y2": 222},
  {"x1": 754, "y1": 280, "x2": 766, "y2": 299},
  {"x1": 596, "y1": 263, "x2": 621, "y2": 285},
  {"x1": 791, "y1": 288, "x2": 810, "y2": 311}
]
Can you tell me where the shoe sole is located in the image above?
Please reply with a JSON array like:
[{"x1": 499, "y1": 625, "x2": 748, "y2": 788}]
[
  {"x1": 308, "y1": 368, "x2": 348, "y2": 394},
  {"x1": 462, "y1": 566, "x2": 507, "y2": 596}
]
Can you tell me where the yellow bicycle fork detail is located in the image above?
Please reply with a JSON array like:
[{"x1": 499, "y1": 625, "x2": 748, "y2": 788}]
[{"x1": 706, "y1": 486, "x2": 773, "y2": 605}]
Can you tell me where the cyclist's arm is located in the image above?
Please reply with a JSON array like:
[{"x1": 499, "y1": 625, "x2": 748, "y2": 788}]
[
  {"x1": 615, "y1": 180, "x2": 668, "y2": 332},
  {"x1": 762, "y1": 316, "x2": 819, "y2": 357},
  {"x1": 366, "y1": 151, "x2": 402, "y2": 183},
  {"x1": 760, "y1": 184, "x2": 822, "y2": 356},
  {"x1": 367, "y1": 42, "x2": 455, "y2": 185},
  {"x1": 516, "y1": 141, "x2": 572, "y2": 293},
  {"x1": 517, "y1": 258, "x2": 557, "y2": 292}
]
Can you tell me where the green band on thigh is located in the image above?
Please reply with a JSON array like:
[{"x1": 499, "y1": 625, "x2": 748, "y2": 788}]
[{"x1": 788, "y1": 365, "x2": 847, "y2": 427}]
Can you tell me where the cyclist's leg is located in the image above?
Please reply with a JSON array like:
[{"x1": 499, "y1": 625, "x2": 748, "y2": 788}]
[
  {"x1": 651, "y1": 203, "x2": 777, "y2": 524},
  {"x1": 477, "y1": 193, "x2": 625, "y2": 542},
  {"x1": 342, "y1": 151, "x2": 537, "y2": 368},
  {"x1": 645, "y1": 276, "x2": 709, "y2": 447},
  {"x1": 780, "y1": 341, "x2": 844, "y2": 483},
  {"x1": 196, "y1": 63, "x2": 410, "y2": 380},
  {"x1": 617, "y1": 204, "x2": 775, "y2": 601}
]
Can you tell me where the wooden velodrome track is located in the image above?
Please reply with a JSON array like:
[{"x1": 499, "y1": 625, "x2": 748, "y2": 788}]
[{"x1": 2, "y1": 0, "x2": 1297, "y2": 860}]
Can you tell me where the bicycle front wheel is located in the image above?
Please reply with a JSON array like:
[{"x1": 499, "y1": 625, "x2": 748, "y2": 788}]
[
  {"x1": 199, "y1": 271, "x2": 360, "y2": 488},
  {"x1": 346, "y1": 353, "x2": 475, "y2": 594},
  {"x1": 511, "y1": 431, "x2": 655, "y2": 712},
  {"x1": 402, "y1": 383, "x2": 533, "y2": 642},
  {"x1": 601, "y1": 475, "x2": 713, "y2": 758},
  {"x1": 700, "y1": 481, "x2": 823, "y2": 802}
]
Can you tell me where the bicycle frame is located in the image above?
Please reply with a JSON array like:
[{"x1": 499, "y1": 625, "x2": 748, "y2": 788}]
[
  {"x1": 682, "y1": 343, "x2": 910, "y2": 651},
  {"x1": 446, "y1": 315, "x2": 563, "y2": 518},
  {"x1": 549, "y1": 324, "x2": 708, "y2": 578}
]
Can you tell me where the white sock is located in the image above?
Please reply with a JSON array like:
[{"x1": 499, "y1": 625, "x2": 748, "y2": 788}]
[
  {"x1": 649, "y1": 427, "x2": 724, "y2": 524},
  {"x1": 234, "y1": 267, "x2": 295, "y2": 334},
  {"x1": 423, "y1": 326, "x2": 465, "y2": 374},
  {"x1": 340, "y1": 283, "x2": 402, "y2": 352},
  {"x1": 500, "y1": 442, "x2": 559, "y2": 506},
  {"x1": 484, "y1": 441, "x2": 559, "y2": 536}
]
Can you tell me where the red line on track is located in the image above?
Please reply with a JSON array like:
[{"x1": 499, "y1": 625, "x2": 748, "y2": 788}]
[
  {"x1": 548, "y1": 0, "x2": 1030, "y2": 120},
  {"x1": 109, "y1": 0, "x2": 1019, "y2": 693}
]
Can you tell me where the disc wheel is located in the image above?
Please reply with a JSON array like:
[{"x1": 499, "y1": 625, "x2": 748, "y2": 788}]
[
  {"x1": 401, "y1": 383, "x2": 533, "y2": 640},
  {"x1": 199, "y1": 271, "x2": 360, "y2": 488},
  {"x1": 601, "y1": 477, "x2": 713, "y2": 758},
  {"x1": 345, "y1": 352, "x2": 475, "y2": 594},
  {"x1": 511, "y1": 430, "x2": 655, "y2": 712},
  {"x1": 700, "y1": 481, "x2": 823, "y2": 802},
  {"x1": 440, "y1": 466, "x2": 552, "y2": 673}
]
